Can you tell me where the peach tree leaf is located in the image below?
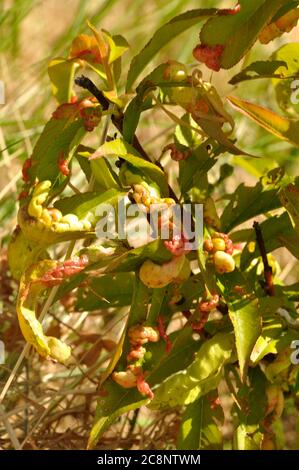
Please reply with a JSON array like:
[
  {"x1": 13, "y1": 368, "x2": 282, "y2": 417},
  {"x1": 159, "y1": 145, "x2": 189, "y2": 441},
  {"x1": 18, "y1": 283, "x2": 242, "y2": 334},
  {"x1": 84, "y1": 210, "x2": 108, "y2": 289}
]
[
  {"x1": 227, "y1": 95, "x2": 299, "y2": 148},
  {"x1": 217, "y1": 271, "x2": 262, "y2": 383},
  {"x1": 280, "y1": 182, "x2": 299, "y2": 234},
  {"x1": 199, "y1": 0, "x2": 285, "y2": 70},
  {"x1": 48, "y1": 58, "x2": 79, "y2": 104},
  {"x1": 272, "y1": 43, "x2": 299, "y2": 118},
  {"x1": 221, "y1": 178, "x2": 282, "y2": 232},
  {"x1": 149, "y1": 332, "x2": 236, "y2": 409},
  {"x1": 177, "y1": 394, "x2": 223, "y2": 450},
  {"x1": 90, "y1": 138, "x2": 169, "y2": 195},
  {"x1": 126, "y1": 8, "x2": 217, "y2": 91},
  {"x1": 229, "y1": 60, "x2": 288, "y2": 85}
]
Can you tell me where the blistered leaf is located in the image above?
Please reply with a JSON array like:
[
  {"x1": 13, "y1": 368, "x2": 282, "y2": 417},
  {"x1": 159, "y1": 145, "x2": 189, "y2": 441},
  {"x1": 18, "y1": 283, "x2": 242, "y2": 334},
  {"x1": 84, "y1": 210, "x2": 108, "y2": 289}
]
[
  {"x1": 17, "y1": 257, "x2": 88, "y2": 362},
  {"x1": 18, "y1": 185, "x2": 95, "y2": 245},
  {"x1": 126, "y1": 8, "x2": 216, "y2": 91},
  {"x1": 48, "y1": 58, "x2": 79, "y2": 104},
  {"x1": 199, "y1": 0, "x2": 285, "y2": 70},
  {"x1": 8, "y1": 228, "x2": 47, "y2": 280},
  {"x1": 227, "y1": 95, "x2": 299, "y2": 148},
  {"x1": 69, "y1": 33, "x2": 103, "y2": 65}
]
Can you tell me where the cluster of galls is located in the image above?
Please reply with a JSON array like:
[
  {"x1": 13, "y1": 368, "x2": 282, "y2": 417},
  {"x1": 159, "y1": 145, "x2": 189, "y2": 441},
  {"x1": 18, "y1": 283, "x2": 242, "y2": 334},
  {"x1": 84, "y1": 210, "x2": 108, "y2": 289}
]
[
  {"x1": 193, "y1": 294, "x2": 220, "y2": 333},
  {"x1": 112, "y1": 324, "x2": 160, "y2": 399},
  {"x1": 52, "y1": 96, "x2": 102, "y2": 132},
  {"x1": 192, "y1": 3, "x2": 241, "y2": 71},
  {"x1": 131, "y1": 183, "x2": 175, "y2": 212},
  {"x1": 164, "y1": 143, "x2": 191, "y2": 162},
  {"x1": 203, "y1": 232, "x2": 235, "y2": 274}
]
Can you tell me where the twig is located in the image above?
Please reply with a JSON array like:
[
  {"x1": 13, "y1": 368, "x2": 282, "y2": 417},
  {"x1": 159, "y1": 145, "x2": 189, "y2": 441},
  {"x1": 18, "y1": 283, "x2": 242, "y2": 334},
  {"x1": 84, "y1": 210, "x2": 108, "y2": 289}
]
[
  {"x1": 253, "y1": 221, "x2": 275, "y2": 296},
  {"x1": 74, "y1": 75, "x2": 178, "y2": 201}
]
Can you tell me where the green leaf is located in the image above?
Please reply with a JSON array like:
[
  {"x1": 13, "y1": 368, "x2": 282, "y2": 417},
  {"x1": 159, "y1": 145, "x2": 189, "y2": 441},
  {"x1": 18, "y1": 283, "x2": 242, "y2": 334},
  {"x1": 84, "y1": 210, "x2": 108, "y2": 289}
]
[
  {"x1": 250, "y1": 316, "x2": 298, "y2": 364},
  {"x1": 221, "y1": 177, "x2": 282, "y2": 232},
  {"x1": 90, "y1": 158, "x2": 120, "y2": 190},
  {"x1": 280, "y1": 182, "x2": 299, "y2": 234},
  {"x1": 178, "y1": 394, "x2": 223, "y2": 450},
  {"x1": 90, "y1": 138, "x2": 169, "y2": 195},
  {"x1": 30, "y1": 117, "x2": 85, "y2": 188},
  {"x1": 240, "y1": 212, "x2": 299, "y2": 268},
  {"x1": 87, "y1": 379, "x2": 147, "y2": 449},
  {"x1": 229, "y1": 60, "x2": 288, "y2": 85},
  {"x1": 272, "y1": 43, "x2": 299, "y2": 118},
  {"x1": 105, "y1": 32, "x2": 129, "y2": 64},
  {"x1": 230, "y1": 301, "x2": 261, "y2": 382},
  {"x1": 233, "y1": 424, "x2": 262, "y2": 450},
  {"x1": 76, "y1": 272, "x2": 134, "y2": 310},
  {"x1": 217, "y1": 271, "x2": 262, "y2": 382},
  {"x1": 55, "y1": 188, "x2": 125, "y2": 219},
  {"x1": 126, "y1": 8, "x2": 216, "y2": 91},
  {"x1": 88, "y1": 325, "x2": 201, "y2": 449},
  {"x1": 123, "y1": 63, "x2": 166, "y2": 143},
  {"x1": 179, "y1": 140, "x2": 221, "y2": 195},
  {"x1": 48, "y1": 58, "x2": 79, "y2": 104},
  {"x1": 227, "y1": 95, "x2": 299, "y2": 148},
  {"x1": 200, "y1": 0, "x2": 285, "y2": 70},
  {"x1": 150, "y1": 333, "x2": 236, "y2": 409}
]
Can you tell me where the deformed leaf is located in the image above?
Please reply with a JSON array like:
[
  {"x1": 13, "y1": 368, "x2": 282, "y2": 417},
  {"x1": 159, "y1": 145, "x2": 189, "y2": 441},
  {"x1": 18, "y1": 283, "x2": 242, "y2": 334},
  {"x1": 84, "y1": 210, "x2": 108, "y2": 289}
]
[
  {"x1": 199, "y1": 0, "x2": 285, "y2": 70},
  {"x1": 17, "y1": 258, "x2": 88, "y2": 363},
  {"x1": 8, "y1": 227, "x2": 48, "y2": 281}
]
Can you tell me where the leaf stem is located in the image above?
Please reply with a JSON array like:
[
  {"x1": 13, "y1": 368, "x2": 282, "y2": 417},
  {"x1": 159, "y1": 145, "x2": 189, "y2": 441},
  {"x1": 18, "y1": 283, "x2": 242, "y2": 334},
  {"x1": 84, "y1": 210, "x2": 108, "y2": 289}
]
[{"x1": 253, "y1": 221, "x2": 275, "y2": 296}]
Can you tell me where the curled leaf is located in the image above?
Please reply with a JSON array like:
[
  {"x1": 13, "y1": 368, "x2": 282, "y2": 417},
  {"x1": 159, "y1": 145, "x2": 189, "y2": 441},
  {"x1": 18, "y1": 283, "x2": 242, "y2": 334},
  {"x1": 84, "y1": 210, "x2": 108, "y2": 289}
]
[{"x1": 17, "y1": 257, "x2": 88, "y2": 362}]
